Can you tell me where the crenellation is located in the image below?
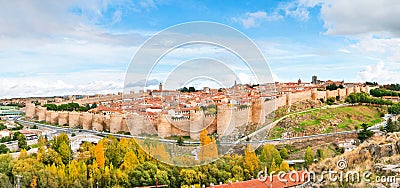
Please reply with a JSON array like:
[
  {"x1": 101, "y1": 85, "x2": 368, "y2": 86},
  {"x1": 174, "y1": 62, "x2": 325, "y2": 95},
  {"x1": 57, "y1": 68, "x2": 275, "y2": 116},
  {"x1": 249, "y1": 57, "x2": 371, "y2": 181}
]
[{"x1": 25, "y1": 86, "x2": 371, "y2": 139}]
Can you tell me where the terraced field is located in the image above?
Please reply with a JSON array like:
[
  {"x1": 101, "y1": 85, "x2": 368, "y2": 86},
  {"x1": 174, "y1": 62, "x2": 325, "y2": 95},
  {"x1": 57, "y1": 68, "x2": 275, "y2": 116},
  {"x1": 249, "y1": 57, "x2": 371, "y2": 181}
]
[{"x1": 269, "y1": 106, "x2": 384, "y2": 139}]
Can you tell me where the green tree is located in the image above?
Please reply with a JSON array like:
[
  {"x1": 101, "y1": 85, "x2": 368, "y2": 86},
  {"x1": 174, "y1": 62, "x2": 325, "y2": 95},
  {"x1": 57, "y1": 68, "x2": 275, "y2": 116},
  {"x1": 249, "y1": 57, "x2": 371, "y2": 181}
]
[
  {"x1": 58, "y1": 142, "x2": 72, "y2": 165},
  {"x1": 177, "y1": 136, "x2": 184, "y2": 146},
  {"x1": 51, "y1": 132, "x2": 69, "y2": 152},
  {"x1": 316, "y1": 149, "x2": 326, "y2": 160},
  {"x1": 13, "y1": 131, "x2": 22, "y2": 140},
  {"x1": 358, "y1": 123, "x2": 373, "y2": 142},
  {"x1": 11, "y1": 158, "x2": 44, "y2": 187},
  {"x1": 179, "y1": 169, "x2": 198, "y2": 186},
  {"x1": 188, "y1": 86, "x2": 196, "y2": 92},
  {"x1": 42, "y1": 148, "x2": 63, "y2": 166},
  {"x1": 259, "y1": 144, "x2": 282, "y2": 168},
  {"x1": 279, "y1": 148, "x2": 289, "y2": 160},
  {"x1": 326, "y1": 84, "x2": 338, "y2": 91},
  {"x1": 0, "y1": 173, "x2": 12, "y2": 188},
  {"x1": 17, "y1": 134, "x2": 29, "y2": 150},
  {"x1": 0, "y1": 124, "x2": 6, "y2": 131},
  {"x1": 0, "y1": 144, "x2": 10, "y2": 154},
  {"x1": 0, "y1": 153, "x2": 12, "y2": 174},
  {"x1": 385, "y1": 118, "x2": 398, "y2": 133},
  {"x1": 37, "y1": 165, "x2": 61, "y2": 187},
  {"x1": 179, "y1": 87, "x2": 189, "y2": 92},
  {"x1": 304, "y1": 146, "x2": 314, "y2": 167},
  {"x1": 232, "y1": 165, "x2": 244, "y2": 181}
]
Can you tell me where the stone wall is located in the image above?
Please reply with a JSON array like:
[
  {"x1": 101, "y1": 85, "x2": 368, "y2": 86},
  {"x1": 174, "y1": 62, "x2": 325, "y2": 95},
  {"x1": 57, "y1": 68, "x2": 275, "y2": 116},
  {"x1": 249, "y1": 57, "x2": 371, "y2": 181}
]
[
  {"x1": 275, "y1": 96, "x2": 286, "y2": 108},
  {"x1": 110, "y1": 114, "x2": 123, "y2": 133},
  {"x1": 317, "y1": 91, "x2": 326, "y2": 99},
  {"x1": 126, "y1": 114, "x2": 156, "y2": 136},
  {"x1": 81, "y1": 113, "x2": 93, "y2": 130},
  {"x1": 58, "y1": 112, "x2": 69, "y2": 126},
  {"x1": 26, "y1": 86, "x2": 374, "y2": 139},
  {"x1": 291, "y1": 91, "x2": 312, "y2": 104},
  {"x1": 326, "y1": 90, "x2": 337, "y2": 99},
  {"x1": 50, "y1": 112, "x2": 59, "y2": 125},
  {"x1": 69, "y1": 112, "x2": 80, "y2": 128},
  {"x1": 37, "y1": 107, "x2": 46, "y2": 122},
  {"x1": 217, "y1": 105, "x2": 234, "y2": 136},
  {"x1": 338, "y1": 88, "x2": 347, "y2": 99},
  {"x1": 45, "y1": 111, "x2": 52, "y2": 124},
  {"x1": 25, "y1": 103, "x2": 36, "y2": 118},
  {"x1": 158, "y1": 115, "x2": 172, "y2": 138},
  {"x1": 92, "y1": 114, "x2": 105, "y2": 131},
  {"x1": 250, "y1": 100, "x2": 262, "y2": 124},
  {"x1": 233, "y1": 107, "x2": 251, "y2": 128}
]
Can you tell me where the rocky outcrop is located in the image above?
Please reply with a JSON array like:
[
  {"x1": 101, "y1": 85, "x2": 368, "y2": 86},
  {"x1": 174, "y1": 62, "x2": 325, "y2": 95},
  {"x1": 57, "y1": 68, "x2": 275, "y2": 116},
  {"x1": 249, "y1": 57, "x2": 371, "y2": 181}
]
[{"x1": 366, "y1": 133, "x2": 400, "y2": 160}]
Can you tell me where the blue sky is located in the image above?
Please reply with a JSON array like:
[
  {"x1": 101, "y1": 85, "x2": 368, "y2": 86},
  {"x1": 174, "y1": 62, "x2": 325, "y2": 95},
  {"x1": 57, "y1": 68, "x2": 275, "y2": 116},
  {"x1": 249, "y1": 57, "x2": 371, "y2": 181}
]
[{"x1": 1, "y1": 0, "x2": 400, "y2": 98}]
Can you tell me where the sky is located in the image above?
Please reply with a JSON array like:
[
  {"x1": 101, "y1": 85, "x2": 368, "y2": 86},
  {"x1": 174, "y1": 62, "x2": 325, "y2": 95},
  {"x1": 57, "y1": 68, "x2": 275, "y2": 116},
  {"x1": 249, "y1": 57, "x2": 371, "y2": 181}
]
[{"x1": 1, "y1": 0, "x2": 400, "y2": 98}]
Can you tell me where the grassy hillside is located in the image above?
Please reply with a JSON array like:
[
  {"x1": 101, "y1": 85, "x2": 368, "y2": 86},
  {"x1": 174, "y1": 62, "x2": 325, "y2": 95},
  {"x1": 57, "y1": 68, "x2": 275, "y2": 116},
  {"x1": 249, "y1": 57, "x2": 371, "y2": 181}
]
[{"x1": 269, "y1": 106, "x2": 384, "y2": 139}]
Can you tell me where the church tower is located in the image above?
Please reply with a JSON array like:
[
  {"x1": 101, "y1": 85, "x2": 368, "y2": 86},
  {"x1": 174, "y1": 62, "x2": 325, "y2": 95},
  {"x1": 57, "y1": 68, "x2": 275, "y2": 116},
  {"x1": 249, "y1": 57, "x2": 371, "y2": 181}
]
[{"x1": 159, "y1": 82, "x2": 163, "y2": 91}]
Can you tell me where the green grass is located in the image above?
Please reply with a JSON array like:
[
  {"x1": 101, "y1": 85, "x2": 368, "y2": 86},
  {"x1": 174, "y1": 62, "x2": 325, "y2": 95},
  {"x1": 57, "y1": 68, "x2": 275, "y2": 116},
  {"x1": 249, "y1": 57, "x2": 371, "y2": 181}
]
[
  {"x1": 269, "y1": 105, "x2": 384, "y2": 139},
  {"x1": 323, "y1": 126, "x2": 334, "y2": 133},
  {"x1": 269, "y1": 127, "x2": 284, "y2": 139}
]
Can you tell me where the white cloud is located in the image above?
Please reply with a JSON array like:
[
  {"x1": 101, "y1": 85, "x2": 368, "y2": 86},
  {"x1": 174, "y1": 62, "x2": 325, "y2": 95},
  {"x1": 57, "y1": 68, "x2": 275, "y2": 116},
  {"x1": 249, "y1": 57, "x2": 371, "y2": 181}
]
[
  {"x1": 0, "y1": 1, "x2": 158, "y2": 98},
  {"x1": 338, "y1": 49, "x2": 351, "y2": 54},
  {"x1": 320, "y1": 0, "x2": 400, "y2": 37},
  {"x1": 0, "y1": 70, "x2": 125, "y2": 98},
  {"x1": 233, "y1": 11, "x2": 283, "y2": 29},
  {"x1": 281, "y1": 0, "x2": 316, "y2": 21},
  {"x1": 358, "y1": 62, "x2": 400, "y2": 84}
]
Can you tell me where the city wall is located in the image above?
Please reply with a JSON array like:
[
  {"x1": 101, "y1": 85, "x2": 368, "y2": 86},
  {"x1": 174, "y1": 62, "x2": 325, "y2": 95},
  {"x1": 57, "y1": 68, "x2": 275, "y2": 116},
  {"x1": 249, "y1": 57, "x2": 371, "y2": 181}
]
[{"x1": 25, "y1": 86, "x2": 374, "y2": 138}]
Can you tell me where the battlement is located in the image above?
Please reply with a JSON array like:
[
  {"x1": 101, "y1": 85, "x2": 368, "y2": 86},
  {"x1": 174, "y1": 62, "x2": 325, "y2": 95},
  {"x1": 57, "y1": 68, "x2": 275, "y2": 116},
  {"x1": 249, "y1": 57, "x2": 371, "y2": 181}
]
[
  {"x1": 234, "y1": 106, "x2": 250, "y2": 112},
  {"x1": 204, "y1": 113, "x2": 216, "y2": 118},
  {"x1": 24, "y1": 85, "x2": 373, "y2": 140}
]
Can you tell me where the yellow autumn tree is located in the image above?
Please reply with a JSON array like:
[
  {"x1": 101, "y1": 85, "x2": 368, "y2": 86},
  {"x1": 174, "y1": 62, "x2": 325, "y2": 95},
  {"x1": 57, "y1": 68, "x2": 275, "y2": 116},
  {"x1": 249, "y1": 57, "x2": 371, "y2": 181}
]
[
  {"x1": 95, "y1": 141, "x2": 105, "y2": 169},
  {"x1": 121, "y1": 150, "x2": 139, "y2": 171},
  {"x1": 18, "y1": 149, "x2": 27, "y2": 159},
  {"x1": 199, "y1": 129, "x2": 218, "y2": 162},
  {"x1": 243, "y1": 144, "x2": 259, "y2": 177},
  {"x1": 269, "y1": 158, "x2": 279, "y2": 174},
  {"x1": 89, "y1": 159, "x2": 101, "y2": 184},
  {"x1": 150, "y1": 143, "x2": 170, "y2": 162},
  {"x1": 57, "y1": 163, "x2": 67, "y2": 185},
  {"x1": 200, "y1": 129, "x2": 211, "y2": 145},
  {"x1": 37, "y1": 135, "x2": 46, "y2": 162},
  {"x1": 279, "y1": 161, "x2": 290, "y2": 172}
]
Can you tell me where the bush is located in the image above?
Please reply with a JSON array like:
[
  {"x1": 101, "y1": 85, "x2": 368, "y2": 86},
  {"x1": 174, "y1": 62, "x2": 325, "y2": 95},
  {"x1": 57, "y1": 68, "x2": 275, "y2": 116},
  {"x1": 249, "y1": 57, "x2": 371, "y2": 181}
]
[{"x1": 327, "y1": 97, "x2": 336, "y2": 105}]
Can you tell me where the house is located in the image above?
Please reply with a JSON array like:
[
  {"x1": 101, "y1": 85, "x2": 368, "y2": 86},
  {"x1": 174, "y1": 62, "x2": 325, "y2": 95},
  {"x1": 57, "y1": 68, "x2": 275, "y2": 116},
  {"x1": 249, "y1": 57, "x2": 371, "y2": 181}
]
[
  {"x1": 0, "y1": 130, "x2": 11, "y2": 138},
  {"x1": 336, "y1": 139, "x2": 357, "y2": 152},
  {"x1": 382, "y1": 96, "x2": 400, "y2": 103}
]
